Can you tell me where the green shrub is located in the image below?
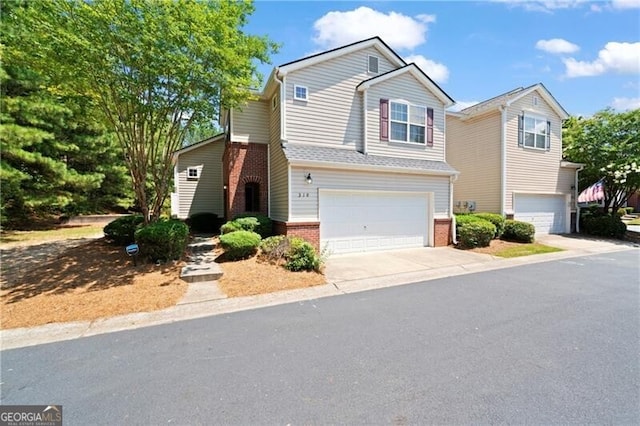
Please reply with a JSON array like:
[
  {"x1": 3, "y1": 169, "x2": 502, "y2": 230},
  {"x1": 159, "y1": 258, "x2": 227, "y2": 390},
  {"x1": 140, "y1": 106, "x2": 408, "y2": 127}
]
[
  {"x1": 220, "y1": 221, "x2": 242, "y2": 235},
  {"x1": 219, "y1": 230, "x2": 261, "y2": 260},
  {"x1": 233, "y1": 213, "x2": 273, "y2": 238},
  {"x1": 455, "y1": 213, "x2": 485, "y2": 230},
  {"x1": 626, "y1": 207, "x2": 635, "y2": 215},
  {"x1": 285, "y1": 237, "x2": 321, "y2": 272},
  {"x1": 103, "y1": 215, "x2": 144, "y2": 245},
  {"x1": 135, "y1": 219, "x2": 189, "y2": 262},
  {"x1": 617, "y1": 207, "x2": 634, "y2": 216},
  {"x1": 474, "y1": 213, "x2": 505, "y2": 238},
  {"x1": 234, "y1": 217, "x2": 260, "y2": 232},
  {"x1": 187, "y1": 212, "x2": 220, "y2": 234},
  {"x1": 582, "y1": 214, "x2": 627, "y2": 239},
  {"x1": 457, "y1": 221, "x2": 496, "y2": 249},
  {"x1": 502, "y1": 220, "x2": 536, "y2": 243},
  {"x1": 259, "y1": 235, "x2": 286, "y2": 256}
]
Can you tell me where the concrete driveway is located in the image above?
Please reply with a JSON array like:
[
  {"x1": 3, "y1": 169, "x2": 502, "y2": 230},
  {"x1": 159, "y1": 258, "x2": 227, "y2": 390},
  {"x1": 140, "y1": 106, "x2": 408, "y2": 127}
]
[{"x1": 324, "y1": 246, "x2": 494, "y2": 283}]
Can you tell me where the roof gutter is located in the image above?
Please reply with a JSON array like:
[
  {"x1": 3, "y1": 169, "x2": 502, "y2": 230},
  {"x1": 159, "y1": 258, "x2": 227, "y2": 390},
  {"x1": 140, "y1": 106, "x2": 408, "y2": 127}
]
[
  {"x1": 275, "y1": 68, "x2": 286, "y2": 141},
  {"x1": 289, "y1": 159, "x2": 459, "y2": 177}
]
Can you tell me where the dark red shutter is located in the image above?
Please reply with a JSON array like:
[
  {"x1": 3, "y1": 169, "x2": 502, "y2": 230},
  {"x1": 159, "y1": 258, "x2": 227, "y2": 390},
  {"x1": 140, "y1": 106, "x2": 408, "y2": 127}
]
[
  {"x1": 546, "y1": 120, "x2": 551, "y2": 150},
  {"x1": 380, "y1": 99, "x2": 389, "y2": 141},
  {"x1": 426, "y1": 107, "x2": 434, "y2": 147},
  {"x1": 518, "y1": 113, "x2": 524, "y2": 146}
]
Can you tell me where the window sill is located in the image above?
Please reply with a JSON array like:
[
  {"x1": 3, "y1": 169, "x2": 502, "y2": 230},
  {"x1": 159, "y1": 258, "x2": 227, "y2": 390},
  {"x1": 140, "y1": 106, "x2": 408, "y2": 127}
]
[
  {"x1": 388, "y1": 139, "x2": 429, "y2": 148},
  {"x1": 521, "y1": 145, "x2": 548, "y2": 152}
]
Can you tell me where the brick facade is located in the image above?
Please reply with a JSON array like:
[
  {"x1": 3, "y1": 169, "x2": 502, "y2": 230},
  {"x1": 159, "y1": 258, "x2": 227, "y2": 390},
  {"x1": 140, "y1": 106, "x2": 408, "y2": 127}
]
[
  {"x1": 434, "y1": 218, "x2": 452, "y2": 247},
  {"x1": 223, "y1": 142, "x2": 268, "y2": 220},
  {"x1": 273, "y1": 221, "x2": 320, "y2": 249}
]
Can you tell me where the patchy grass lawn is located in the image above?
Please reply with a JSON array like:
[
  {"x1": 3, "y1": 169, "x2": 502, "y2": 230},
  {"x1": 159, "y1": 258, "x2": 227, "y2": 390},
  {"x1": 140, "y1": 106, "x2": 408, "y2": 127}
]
[
  {"x1": 470, "y1": 239, "x2": 563, "y2": 258},
  {"x1": 1, "y1": 225, "x2": 104, "y2": 246}
]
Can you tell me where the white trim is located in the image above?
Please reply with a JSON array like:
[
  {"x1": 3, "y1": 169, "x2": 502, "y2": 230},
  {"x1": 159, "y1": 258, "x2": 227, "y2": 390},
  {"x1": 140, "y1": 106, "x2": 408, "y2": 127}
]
[
  {"x1": 293, "y1": 84, "x2": 308, "y2": 101},
  {"x1": 389, "y1": 100, "x2": 426, "y2": 145},
  {"x1": 505, "y1": 84, "x2": 569, "y2": 119},
  {"x1": 278, "y1": 38, "x2": 405, "y2": 76},
  {"x1": 186, "y1": 167, "x2": 200, "y2": 180},
  {"x1": 363, "y1": 90, "x2": 368, "y2": 154},
  {"x1": 357, "y1": 64, "x2": 454, "y2": 107},
  {"x1": 229, "y1": 108, "x2": 235, "y2": 141},
  {"x1": 267, "y1": 144, "x2": 271, "y2": 217},
  {"x1": 287, "y1": 164, "x2": 292, "y2": 221},
  {"x1": 281, "y1": 75, "x2": 287, "y2": 140},
  {"x1": 500, "y1": 106, "x2": 507, "y2": 216},
  {"x1": 172, "y1": 134, "x2": 225, "y2": 160},
  {"x1": 521, "y1": 113, "x2": 549, "y2": 150}
]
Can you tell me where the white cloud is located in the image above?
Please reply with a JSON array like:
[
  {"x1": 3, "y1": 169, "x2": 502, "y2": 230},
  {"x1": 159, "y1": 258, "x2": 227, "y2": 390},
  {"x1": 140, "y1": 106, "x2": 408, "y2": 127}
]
[
  {"x1": 448, "y1": 101, "x2": 480, "y2": 112},
  {"x1": 563, "y1": 42, "x2": 640, "y2": 77},
  {"x1": 536, "y1": 38, "x2": 580, "y2": 54},
  {"x1": 404, "y1": 54, "x2": 450, "y2": 83},
  {"x1": 611, "y1": 97, "x2": 640, "y2": 110},
  {"x1": 590, "y1": 3, "x2": 603, "y2": 11},
  {"x1": 312, "y1": 7, "x2": 434, "y2": 51},
  {"x1": 492, "y1": 0, "x2": 587, "y2": 13},
  {"x1": 611, "y1": 0, "x2": 640, "y2": 9}
]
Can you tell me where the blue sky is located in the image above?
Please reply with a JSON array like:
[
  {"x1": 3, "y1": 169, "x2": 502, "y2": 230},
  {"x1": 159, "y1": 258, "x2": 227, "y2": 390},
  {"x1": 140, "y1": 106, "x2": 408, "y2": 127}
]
[{"x1": 244, "y1": 0, "x2": 640, "y2": 116}]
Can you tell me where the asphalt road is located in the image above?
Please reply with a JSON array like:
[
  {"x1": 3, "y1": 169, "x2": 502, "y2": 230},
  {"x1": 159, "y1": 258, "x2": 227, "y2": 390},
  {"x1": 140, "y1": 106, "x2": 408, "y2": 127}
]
[{"x1": 1, "y1": 250, "x2": 639, "y2": 425}]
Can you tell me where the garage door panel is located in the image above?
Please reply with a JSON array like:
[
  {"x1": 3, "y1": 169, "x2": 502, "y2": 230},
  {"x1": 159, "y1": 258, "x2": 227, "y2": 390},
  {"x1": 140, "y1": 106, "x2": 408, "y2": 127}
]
[
  {"x1": 514, "y1": 194, "x2": 566, "y2": 234},
  {"x1": 320, "y1": 191, "x2": 430, "y2": 254}
]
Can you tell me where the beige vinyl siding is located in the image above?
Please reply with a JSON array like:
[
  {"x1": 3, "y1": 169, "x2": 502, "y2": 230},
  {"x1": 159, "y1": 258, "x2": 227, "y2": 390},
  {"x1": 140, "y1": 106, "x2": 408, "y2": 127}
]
[
  {"x1": 559, "y1": 167, "x2": 578, "y2": 211},
  {"x1": 446, "y1": 112, "x2": 502, "y2": 213},
  {"x1": 366, "y1": 73, "x2": 445, "y2": 161},
  {"x1": 505, "y1": 90, "x2": 567, "y2": 212},
  {"x1": 232, "y1": 99, "x2": 269, "y2": 143},
  {"x1": 268, "y1": 94, "x2": 289, "y2": 221},
  {"x1": 285, "y1": 46, "x2": 397, "y2": 149},
  {"x1": 289, "y1": 166, "x2": 450, "y2": 221},
  {"x1": 176, "y1": 141, "x2": 224, "y2": 219}
]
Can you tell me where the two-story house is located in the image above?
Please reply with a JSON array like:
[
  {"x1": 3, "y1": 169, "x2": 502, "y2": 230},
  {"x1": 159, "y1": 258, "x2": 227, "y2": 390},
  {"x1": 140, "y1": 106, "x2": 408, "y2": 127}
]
[
  {"x1": 172, "y1": 37, "x2": 459, "y2": 254},
  {"x1": 446, "y1": 84, "x2": 583, "y2": 234}
]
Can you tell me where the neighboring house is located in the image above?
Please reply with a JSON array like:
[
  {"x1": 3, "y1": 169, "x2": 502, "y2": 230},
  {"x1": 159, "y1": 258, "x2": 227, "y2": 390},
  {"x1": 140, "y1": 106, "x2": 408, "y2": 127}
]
[
  {"x1": 446, "y1": 84, "x2": 583, "y2": 234},
  {"x1": 172, "y1": 37, "x2": 460, "y2": 254}
]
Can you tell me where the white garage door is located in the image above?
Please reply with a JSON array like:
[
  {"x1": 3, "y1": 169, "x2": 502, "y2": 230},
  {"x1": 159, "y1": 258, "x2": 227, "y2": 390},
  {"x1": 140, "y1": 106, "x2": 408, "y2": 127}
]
[
  {"x1": 514, "y1": 194, "x2": 567, "y2": 234},
  {"x1": 319, "y1": 190, "x2": 430, "y2": 254}
]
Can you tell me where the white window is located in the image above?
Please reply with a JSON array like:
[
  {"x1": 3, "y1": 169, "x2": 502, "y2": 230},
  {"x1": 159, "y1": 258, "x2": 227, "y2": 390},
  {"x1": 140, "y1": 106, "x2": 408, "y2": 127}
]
[
  {"x1": 524, "y1": 116, "x2": 548, "y2": 149},
  {"x1": 293, "y1": 85, "x2": 308, "y2": 101},
  {"x1": 368, "y1": 55, "x2": 379, "y2": 73},
  {"x1": 390, "y1": 101, "x2": 426, "y2": 144},
  {"x1": 187, "y1": 167, "x2": 200, "y2": 179}
]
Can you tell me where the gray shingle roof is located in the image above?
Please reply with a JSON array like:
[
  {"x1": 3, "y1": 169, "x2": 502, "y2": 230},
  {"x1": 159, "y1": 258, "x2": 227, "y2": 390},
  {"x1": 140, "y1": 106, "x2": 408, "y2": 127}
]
[{"x1": 283, "y1": 144, "x2": 458, "y2": 174}]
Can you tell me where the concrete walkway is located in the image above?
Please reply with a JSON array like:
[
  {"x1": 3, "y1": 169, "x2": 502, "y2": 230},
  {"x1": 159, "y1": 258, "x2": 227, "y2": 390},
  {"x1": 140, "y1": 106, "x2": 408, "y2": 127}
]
[{"x1": 2, "y1": 234, "x2": 637, "y2": 350}]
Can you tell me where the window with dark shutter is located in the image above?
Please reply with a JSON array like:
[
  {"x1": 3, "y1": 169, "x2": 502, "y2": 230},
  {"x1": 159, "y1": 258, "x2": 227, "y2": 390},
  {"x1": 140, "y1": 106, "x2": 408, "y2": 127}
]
[
  {"x1": 426, "y1": 108, "x2": 434, "y2": 147},
  {"x1": 380, "y1": 99, "x2": 389, "y2": 141},
  {"x1": 518, "y1": 113, "x2": 524, "y2": 147}
]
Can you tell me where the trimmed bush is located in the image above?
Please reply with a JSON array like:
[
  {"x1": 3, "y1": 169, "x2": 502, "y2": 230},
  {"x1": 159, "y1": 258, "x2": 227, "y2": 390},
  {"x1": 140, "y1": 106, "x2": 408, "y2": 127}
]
[
  {"x1": 135, "y1": 219, "x2": 189, "y2": 262},
  {"x1": 582, "y1": 214, "x2": 627, "y2": 239},
  {"x1": 502, "y1": 220, "x2": 535, "y2": 243},
  {"x1": 233, "y1": 213, "x2": 273, "y2": 238},
  {"x1": 220, "y1": 221, "x2": 242, "y2": 235},
  {"x1": 219, "y1": 230, "x2": 261, "y2": 260},
  {"x1": 234, "y1": 216, "x2": 260, "y2": 232},
  {"x1": 617, "y1": 207, "x2": 634, "y2": 216},
  {"x1": 455, "y1": 213, "x2": 485, "y2": 230},
  {"x1": 285, "y1": 237, "x2": 321, "y2": 272},
  {"x1": 474, "y1": 213, "x2": 505, "y2": 238},
  {"x1": 457, "y1": 221, "x2": 496, "y2": 249},
  {"x1": 187, "y1": 212, "x2": 220, "y2": 234},
  {"x1": 103, "y1": 215, "x2": 144, "y2": 245}
]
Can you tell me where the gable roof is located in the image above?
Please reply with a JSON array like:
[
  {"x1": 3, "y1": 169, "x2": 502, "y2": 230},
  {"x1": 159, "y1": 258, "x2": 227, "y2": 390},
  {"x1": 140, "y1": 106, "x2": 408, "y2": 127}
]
[
  {"x1": 172, "y1": 133, "x2": 225, "y2": 160},
  {"x1": 357, "y1": 63, "x2": 454, "y2": 107},
  {"x1": 283, "y1": 143, "x2": 458, "y2": 176},
  {"x1": 452, "y1": 83, "x2": 569, "y2": 119},
  {"x1": 277, "y1": 37, "x2": 406, "y2": 76}
]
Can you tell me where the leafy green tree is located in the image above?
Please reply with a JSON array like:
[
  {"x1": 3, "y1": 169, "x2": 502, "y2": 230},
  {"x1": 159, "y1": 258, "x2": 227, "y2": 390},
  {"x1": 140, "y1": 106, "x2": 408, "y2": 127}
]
[
  {"x1": 563, "y1": 108, "x2": 640, "y2": 213},
  {"x1": 8, "y1": 0, "x2": 277, "y2": 223}
]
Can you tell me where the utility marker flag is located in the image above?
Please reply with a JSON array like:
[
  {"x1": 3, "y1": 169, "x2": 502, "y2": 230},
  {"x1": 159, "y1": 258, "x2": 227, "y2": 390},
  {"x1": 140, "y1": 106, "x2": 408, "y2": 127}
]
[{"x1": 578, "y1": 179, "x2": 605, "y2": 203}]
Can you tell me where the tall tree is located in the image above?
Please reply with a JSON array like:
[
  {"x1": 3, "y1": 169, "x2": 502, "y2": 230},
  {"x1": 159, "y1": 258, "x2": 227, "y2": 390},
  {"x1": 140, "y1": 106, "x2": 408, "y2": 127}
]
[
  {"x1": 563, "y1": 108, "x2": 640, "y2": 213},
  {"x1": 8, "y1": 0, "x2": 277, "y2": 223}
]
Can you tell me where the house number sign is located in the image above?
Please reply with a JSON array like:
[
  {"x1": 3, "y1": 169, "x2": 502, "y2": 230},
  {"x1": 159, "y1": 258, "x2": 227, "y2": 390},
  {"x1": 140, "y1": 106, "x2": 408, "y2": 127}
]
[{"x1": 297, "y1": 192, "x2": 310, "y2": 198}]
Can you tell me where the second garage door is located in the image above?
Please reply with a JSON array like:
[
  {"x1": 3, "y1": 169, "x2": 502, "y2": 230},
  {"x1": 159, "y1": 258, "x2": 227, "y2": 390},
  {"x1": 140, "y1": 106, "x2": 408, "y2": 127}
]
[
  {"x1": 514, "y1": 193, "x2": 567, "y2": 234},
  {"x1": 319, "y1": 190, "x2": 430, "y2": 254}
]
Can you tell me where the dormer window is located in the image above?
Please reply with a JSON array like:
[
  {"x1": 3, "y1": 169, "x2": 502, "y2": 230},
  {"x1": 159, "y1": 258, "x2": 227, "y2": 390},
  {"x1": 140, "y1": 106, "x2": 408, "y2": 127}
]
[
  {"x1": 368, "y1": 55, "x2": 379, "y2": 73},
  {"x1": 293, "y1": 85, "x2": 308, "y2": 101}
]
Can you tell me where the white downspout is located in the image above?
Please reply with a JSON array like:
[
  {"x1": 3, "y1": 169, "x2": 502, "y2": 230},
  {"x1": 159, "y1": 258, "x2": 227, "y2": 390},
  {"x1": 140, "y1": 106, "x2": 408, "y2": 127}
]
[
  {"x1": 450, "y1": 174, "x2": 458, "y2": 244},
  {"x1": 499, "y1": 105, "x2": 507, "y2": 216},
  {"x1": 575, "y1": 165, "x2": 584, "y2": 233},
  {"x1": 363, "y1": 89, "x2": 368, "y2": 154}
]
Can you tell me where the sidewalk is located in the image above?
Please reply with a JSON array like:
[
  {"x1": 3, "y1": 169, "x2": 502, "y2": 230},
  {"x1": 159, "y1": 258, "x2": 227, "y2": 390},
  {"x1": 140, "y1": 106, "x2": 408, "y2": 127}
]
[{"x1": 2, "y1": 235, "x2": 637, "y2": 350}]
